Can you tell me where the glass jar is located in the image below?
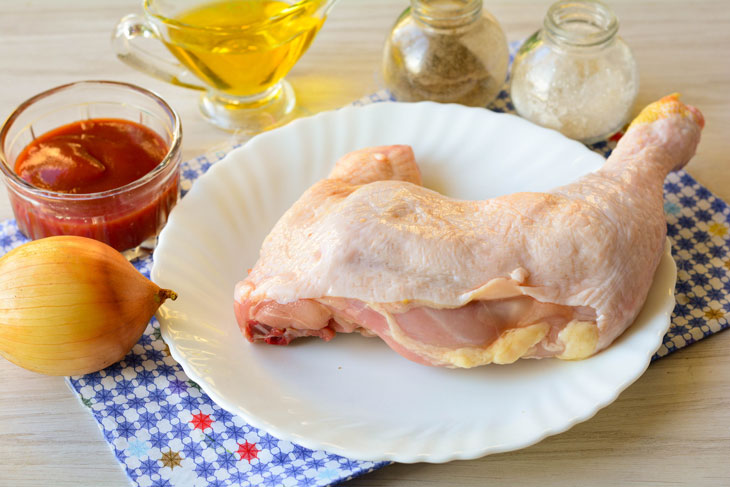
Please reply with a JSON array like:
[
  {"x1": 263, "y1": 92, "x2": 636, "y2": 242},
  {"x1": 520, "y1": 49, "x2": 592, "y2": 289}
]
[
  {"x1": 510, "y1": 0, "x2": 639, "y2": 143},
  {"x1": 382, "y1": 0, "x2": 509, "y2": 107},
  {"x1": 0, "y1": 81, "x2": 182, "y2": 253}
]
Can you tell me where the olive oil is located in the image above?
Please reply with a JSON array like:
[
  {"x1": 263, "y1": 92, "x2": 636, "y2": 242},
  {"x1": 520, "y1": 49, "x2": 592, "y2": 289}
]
[{"x1": 165, "y1": 0, "x2": 325, "y2": 97}]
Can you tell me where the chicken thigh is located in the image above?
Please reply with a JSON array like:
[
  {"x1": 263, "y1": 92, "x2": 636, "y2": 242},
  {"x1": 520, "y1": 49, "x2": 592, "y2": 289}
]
[{"x1": 234, "y1": 94, "x2": 704, "y2": 367}]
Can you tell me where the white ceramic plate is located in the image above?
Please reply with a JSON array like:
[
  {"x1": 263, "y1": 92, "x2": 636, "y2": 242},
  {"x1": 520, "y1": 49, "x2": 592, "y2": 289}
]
[{"x1": 152, "y1": 102, "x2": 675, "y2": 463}]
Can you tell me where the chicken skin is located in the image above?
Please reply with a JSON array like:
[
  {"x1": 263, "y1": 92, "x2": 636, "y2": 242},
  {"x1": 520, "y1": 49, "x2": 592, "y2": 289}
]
[{"x1": 234, "y1": 94, "x2": 704, "y2": 368}]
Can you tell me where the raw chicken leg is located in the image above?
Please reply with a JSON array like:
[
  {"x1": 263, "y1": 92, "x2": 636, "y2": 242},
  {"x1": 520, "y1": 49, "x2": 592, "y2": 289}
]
[{"x1": 234, "y1": 94, "x2": 704, "y2": 368}]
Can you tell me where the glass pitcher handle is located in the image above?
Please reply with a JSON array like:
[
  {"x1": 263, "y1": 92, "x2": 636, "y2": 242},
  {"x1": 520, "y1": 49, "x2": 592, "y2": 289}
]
[{"x1": 112, "y1": 14, "x2": 206, "y2": 91}]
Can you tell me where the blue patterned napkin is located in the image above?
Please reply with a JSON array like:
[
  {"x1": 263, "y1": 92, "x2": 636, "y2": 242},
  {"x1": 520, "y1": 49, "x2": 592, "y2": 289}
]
[{"x1": 1, "y1": 64, "x2": 728, "y2": 487}]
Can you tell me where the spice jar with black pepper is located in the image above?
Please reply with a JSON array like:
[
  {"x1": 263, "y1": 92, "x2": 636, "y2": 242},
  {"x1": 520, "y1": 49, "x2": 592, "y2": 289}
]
[
  {"x1": 382, "y1": 0, "x2": 509, "y2": 107},
  {"x1": 510, "y1": 0, "x2": 639, "y2": 143}
]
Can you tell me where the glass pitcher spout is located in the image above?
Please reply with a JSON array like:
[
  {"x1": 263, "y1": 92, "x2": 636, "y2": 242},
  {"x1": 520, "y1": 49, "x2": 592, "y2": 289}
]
[
  {"x1": 321, "y1": 0, "x2": 340, "y2": 17},
  {"x1": 284, "y1": 0, "x2": 339, "y2": 20}
]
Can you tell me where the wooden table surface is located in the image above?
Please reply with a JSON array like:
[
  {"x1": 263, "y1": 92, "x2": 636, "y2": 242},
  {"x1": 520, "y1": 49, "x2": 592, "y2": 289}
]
[{"x1": 1, "y1": 1, "x2": 729, "y2": 486}]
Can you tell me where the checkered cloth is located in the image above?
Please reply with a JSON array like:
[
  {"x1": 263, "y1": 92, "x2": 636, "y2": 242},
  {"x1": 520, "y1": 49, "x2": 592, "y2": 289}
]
[{"x1": 1, "y1": 48, "x2": 726, "y2": 487}]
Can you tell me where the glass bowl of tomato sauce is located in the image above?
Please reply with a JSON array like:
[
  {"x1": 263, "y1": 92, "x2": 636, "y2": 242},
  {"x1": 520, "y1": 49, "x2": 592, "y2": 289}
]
[{"x1": 0, "y1": 80, "x2": 182, "y2": 253}]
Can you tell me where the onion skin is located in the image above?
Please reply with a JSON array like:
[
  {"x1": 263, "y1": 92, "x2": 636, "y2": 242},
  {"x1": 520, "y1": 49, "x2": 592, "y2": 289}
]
[{"x1": 0, "y1": 236, "x2": 176, "y2": 376}]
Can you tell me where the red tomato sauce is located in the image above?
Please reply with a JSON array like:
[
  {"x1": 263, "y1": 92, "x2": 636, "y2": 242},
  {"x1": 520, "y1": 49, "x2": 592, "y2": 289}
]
[
  {"x1": 14, "y1": 118, "x2": 167, "y2": 193},
  {"x1": 10, "y1": 118, "x2": 179, "y2": 251}
]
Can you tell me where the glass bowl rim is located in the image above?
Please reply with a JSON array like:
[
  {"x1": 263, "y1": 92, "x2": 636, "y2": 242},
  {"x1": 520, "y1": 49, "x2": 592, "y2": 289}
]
[{"x1": 0, "y1": 79, "x2": 182, "y2": 202}]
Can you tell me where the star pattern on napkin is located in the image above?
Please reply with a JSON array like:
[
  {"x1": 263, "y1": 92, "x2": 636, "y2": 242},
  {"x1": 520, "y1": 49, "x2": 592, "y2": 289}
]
[
  {"x1": 190, "y1": 412, "x2": 214, "y2": 431},
  {"x1": 160, "y1": 449, "x2": 183, "y2": 470},
  {"x1": 237, "y1": 441, "x2": 260, "y2": 463}
]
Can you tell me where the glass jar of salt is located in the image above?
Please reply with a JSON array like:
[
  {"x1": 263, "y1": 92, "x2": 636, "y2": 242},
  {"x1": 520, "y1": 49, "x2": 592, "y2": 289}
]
[
  {"x1": 382, "y1": 0, "x2": 509, "y2": 107},
  {"x1": 510, "y1": 0, "x2": 639, "y2": 143}
]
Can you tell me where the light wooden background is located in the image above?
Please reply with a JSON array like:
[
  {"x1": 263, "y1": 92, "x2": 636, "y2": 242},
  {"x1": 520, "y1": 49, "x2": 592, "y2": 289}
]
[{"x1": 1, "y1": 1, "x2": 729, "y2": 486}]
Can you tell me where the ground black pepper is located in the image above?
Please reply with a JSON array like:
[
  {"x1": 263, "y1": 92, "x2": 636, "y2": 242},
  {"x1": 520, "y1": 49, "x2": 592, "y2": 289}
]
[{"x1": 382, "y1": 0, "x2": 509, "y2": 107}]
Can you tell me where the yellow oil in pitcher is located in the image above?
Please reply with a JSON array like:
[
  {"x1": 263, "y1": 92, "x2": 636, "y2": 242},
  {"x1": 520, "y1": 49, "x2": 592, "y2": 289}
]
[{"x1": 165, "y1": 0, "x2": 325, "y2": 97}]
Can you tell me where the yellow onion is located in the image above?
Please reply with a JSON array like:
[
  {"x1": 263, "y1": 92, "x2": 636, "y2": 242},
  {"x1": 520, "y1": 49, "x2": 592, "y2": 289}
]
[{"x1": 0, "y1": 236, "x2": 176, "y2": 375}]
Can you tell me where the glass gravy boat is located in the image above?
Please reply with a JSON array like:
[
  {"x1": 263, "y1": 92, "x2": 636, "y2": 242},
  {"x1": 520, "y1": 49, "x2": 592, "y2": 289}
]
[{"x1": 114, "y1": 0, "x2": 338, "y2": 133}]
